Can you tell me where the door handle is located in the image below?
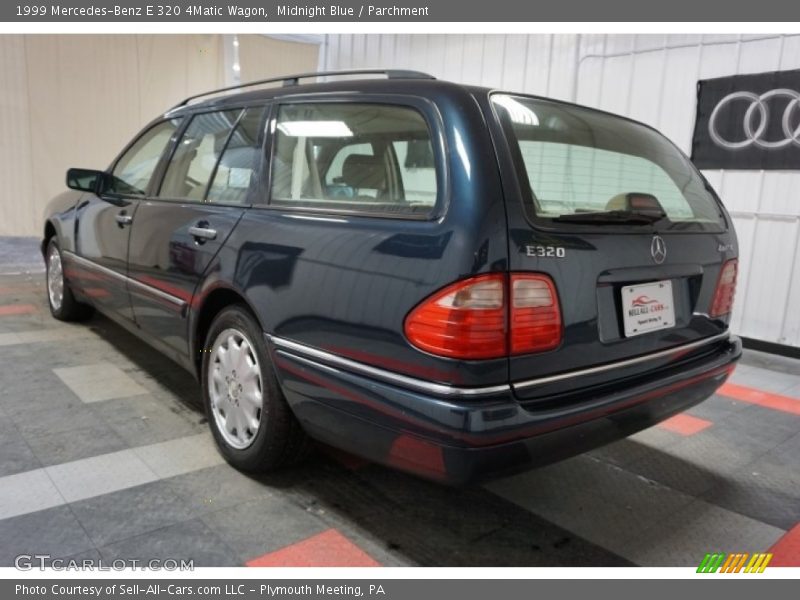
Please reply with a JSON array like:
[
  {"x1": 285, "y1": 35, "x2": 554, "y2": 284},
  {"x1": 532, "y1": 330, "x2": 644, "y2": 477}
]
[
  {"x1": 115, "y1": 213, "x2": 133, "y2": 226},
  {"x1": 188, "y1": 226, "x2": 218, "y2": 241}
]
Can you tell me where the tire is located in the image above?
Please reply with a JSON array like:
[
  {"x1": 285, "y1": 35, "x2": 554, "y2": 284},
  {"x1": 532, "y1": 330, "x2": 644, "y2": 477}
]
[
  {"x1": 201, "y1": 305, "x2": 311, "y2": 472},
  {"x1": 45, "y1": 238, "x2": 93, "y2": 321}
]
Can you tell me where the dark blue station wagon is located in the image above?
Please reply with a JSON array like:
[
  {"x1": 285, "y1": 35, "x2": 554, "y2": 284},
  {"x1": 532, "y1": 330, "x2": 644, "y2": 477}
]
[{"x1": 42, "y1": 70, "x2": 742, "y2": 484}]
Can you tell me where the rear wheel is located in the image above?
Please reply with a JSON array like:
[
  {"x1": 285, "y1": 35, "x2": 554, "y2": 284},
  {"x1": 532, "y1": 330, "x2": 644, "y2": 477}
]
[
  {"x1": 45, "y1": 238, "x2": 92, "y2": 321},
  {"x1": 201, "y1": 305, "x2": 311, "y2": 471}
]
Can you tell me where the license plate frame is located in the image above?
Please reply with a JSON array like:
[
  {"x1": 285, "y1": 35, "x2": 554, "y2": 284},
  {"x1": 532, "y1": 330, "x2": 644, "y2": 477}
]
[{"x1": 621, "y1": 280, "x2": 676, "y2": 337}]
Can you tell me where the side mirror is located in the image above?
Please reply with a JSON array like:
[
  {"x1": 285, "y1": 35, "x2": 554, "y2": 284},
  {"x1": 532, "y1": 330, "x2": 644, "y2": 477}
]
[
  {"x1": 66, "y1": 168, "x2": 107, "y2": 194},
  {"x1": 66, "y1": 168, "x2": 146, "y2": 201}
]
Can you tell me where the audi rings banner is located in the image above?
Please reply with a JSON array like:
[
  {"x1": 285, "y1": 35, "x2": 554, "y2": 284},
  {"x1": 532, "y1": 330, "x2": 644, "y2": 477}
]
[{"x1": 692, "y1": 69, "x2": 800, "y2": 170}]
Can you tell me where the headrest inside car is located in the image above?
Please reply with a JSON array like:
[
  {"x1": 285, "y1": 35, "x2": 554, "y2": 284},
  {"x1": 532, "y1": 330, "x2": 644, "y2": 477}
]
[{"x1": 341, "y1": 154, "x2": 386, "y2": 190}]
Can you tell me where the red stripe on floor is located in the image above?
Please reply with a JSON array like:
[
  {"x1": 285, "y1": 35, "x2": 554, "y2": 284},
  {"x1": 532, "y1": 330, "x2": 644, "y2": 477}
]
[
  {"x1": 718, "y1": 383, "x2": 800, "y2": 416},
  {"x1": 0, "y1": 304, "x2": 37, "y2": 316},
  {"x1": 768, "y1": 523, "x2": 800, "y2": 566},
  {"x1": 658, "y1": 413, "x2": 713, "y2": 436},
  {"x1": 245, "y1": 529, "x2": 380, "y2": 567},
  {"x1": 0, "y1": 285, "x2": 38, "y2": 294}
]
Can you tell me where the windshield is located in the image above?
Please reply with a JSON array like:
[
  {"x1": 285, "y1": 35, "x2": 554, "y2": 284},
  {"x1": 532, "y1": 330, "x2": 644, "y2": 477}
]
[{"x1": 492, "y1": 94, "x2": 725, "y2": 230}]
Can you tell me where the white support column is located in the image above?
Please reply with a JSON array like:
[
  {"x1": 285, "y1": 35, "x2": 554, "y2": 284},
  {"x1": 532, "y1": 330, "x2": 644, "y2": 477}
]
[{"x1": 222, "y1": 34, "x2": 241, "y2": 86}]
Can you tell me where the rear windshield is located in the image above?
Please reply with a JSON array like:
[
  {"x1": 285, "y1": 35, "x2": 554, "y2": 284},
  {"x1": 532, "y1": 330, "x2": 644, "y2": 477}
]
[{"x1": 492, "y1": 94, "x2": 725, "y2": 231}]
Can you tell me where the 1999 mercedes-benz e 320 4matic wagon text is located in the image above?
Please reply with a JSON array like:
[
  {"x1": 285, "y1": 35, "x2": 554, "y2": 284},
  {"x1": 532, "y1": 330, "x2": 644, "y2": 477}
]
[{"x1": 42, "y1": 70, "x2": 741, "y2": 484}]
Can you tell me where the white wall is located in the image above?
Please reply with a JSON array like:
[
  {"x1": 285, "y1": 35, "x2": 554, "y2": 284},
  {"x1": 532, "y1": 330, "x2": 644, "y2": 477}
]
[
  {"x1": 0, "y1": 34, "x2": 321, "y2": 238},
  {"x1": 0, "y1": 35, "x2": 226, "y2": 238},
  {"x1": 321, "y1": 34, "x2": 800, "y2": 349}
]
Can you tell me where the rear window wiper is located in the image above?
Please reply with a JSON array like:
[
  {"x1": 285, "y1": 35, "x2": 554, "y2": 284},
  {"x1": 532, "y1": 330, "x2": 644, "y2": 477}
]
[{"x1": 552, "y1": 210, "x2": 667, "y2": 225}]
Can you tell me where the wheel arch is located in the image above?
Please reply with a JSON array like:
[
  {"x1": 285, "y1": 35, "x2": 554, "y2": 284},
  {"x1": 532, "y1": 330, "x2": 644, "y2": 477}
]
[
  {"x1": 42, "y1": 220, "x2": 57, "y2": 257},
  {"x1": 191, "y1": 286, "x2": 265, "y2": 377}
]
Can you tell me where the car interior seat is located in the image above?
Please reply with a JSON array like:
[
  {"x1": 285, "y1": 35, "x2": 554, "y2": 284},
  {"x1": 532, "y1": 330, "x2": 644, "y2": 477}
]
[{"x1": 341, "y1": 153, "x2": 388, "y2": 201}]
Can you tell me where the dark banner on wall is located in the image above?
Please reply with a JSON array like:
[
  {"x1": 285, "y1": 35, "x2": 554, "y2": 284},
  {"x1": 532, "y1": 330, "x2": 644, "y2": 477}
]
[{"x1": 692, "y1": 69, "x2": 800, "y2": 170}]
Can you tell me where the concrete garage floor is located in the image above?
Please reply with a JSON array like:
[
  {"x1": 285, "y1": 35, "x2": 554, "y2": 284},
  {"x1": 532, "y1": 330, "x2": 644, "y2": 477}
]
[{"x1": 0, "y1": 236, "x2": 798, "y2": 568}]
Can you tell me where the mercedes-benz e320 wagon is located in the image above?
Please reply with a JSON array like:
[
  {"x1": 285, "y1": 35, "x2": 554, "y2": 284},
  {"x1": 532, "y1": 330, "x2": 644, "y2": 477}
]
[{"x1": 42, "y1": 70, "x2": 741, "y2": 484}]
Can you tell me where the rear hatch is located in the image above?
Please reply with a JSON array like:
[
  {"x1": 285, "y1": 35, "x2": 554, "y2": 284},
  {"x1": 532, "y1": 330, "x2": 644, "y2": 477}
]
[{"x1": 488, "y1": 94, "x2": 738, "y2": 402}]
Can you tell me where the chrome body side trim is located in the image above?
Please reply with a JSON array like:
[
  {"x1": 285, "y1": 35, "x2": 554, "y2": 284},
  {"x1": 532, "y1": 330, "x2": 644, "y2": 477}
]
[
  {"x1": 62, "y1": 251, "x2": 186, "y2": 308},
  {"x1": 268, "y1": 331, "x2": 731, "y2": 398},
  {"x1": 268, "y1": 335, "x2": 511, "y2": 398},
  {"x1": 512, "y1": 331, "x2": 732, "y2": 391},
  {"x1": 127, "y1": 276, "x2": 186, "y2": 308}
]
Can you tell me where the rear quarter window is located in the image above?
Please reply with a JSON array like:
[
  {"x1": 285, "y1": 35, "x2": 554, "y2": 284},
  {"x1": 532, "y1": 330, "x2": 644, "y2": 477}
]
[{"x1": 269, "y1": 102, "x2": 440, "y2": 218}]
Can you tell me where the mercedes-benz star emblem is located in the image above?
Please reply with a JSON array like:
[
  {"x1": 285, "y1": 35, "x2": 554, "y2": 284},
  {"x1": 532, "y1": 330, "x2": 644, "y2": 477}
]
[{"x1": 651, "y1": 235, "x2": 667, "y2": 264}]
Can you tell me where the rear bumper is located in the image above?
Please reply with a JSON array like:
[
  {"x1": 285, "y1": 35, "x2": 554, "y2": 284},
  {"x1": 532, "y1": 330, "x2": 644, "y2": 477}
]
[{"x1": 269, "y1": 334, "x2": 742, "y2": 485}]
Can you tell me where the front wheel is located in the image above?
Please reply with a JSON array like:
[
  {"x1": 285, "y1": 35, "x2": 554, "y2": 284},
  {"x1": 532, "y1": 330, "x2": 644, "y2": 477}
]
[
  {"x1": 201, "y1": 305, "x2": 311, "y2": 472},
  {"x1": 45, "y1": 238, "x2": 93, "y2": 321}
]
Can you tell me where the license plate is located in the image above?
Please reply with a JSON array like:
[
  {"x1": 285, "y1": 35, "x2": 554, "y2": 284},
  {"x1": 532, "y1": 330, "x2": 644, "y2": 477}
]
[{"x1": 621, "y1": 280, "x2": 675, "y2": 337}]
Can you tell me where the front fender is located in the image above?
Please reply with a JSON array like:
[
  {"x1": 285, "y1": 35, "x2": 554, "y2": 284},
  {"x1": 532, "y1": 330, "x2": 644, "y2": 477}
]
[{"x1": 42, "y1": 190, "x2": 86, "y2": 255}]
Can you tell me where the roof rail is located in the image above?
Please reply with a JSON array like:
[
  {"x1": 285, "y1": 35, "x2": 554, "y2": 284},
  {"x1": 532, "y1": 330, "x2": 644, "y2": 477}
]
[{"x1": 171, "y1": 69, "x2": 436, "y2": 109}]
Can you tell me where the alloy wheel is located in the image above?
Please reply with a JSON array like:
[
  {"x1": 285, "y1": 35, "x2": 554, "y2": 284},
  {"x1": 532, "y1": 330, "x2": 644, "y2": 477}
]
[
  {"x1": 47, "y1": 244, "x2": 64, "y2": 311},
  {"x1": 208, "y1": 327, "x2": 264, "y2": 449}
]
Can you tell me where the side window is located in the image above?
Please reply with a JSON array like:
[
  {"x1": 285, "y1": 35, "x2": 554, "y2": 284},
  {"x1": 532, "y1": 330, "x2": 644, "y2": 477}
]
[
  {"x1": 270, "y1": 103, "x2": 439, "y2": 217},
  {"x1": 111, "y1": 119, "x2": 180, "y2": 196},
  {"x1": 158, "y1": 109, "x2": 241, "y2": 201},
  {"x1": 207, "y1": 107, "x2": 266, "y2": 205},
  {"x1": 393, "y1": 140, "x2": 437, "y2": 205}
]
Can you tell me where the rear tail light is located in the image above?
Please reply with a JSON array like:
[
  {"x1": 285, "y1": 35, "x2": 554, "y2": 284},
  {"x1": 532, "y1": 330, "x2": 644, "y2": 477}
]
[
  {"x1": 710, "y1": 259, "x2": 738, "y2": 317},
  {"x1": 403, "y1": 274, "x2": 506, "y2": 360},
  {"x1": 404, "y1": 273, "x2": 562, "y2": 360},
  {"x1": 510, "y1": 275, "x2": 562, "y2": 354}
]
